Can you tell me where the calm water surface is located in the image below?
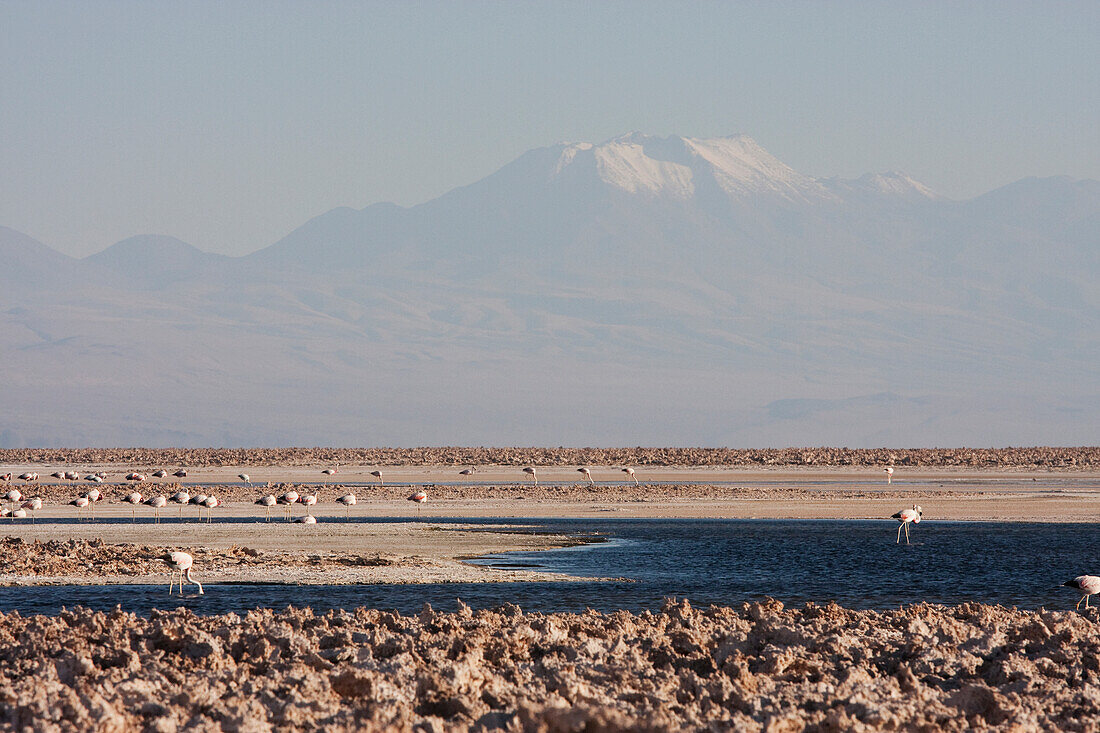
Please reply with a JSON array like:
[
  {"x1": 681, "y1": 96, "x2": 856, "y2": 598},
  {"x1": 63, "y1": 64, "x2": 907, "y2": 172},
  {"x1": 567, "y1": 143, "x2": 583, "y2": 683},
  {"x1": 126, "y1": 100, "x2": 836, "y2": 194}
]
[{"x1": 0, "y1": 519, "x2": 1094, "y2": 615}]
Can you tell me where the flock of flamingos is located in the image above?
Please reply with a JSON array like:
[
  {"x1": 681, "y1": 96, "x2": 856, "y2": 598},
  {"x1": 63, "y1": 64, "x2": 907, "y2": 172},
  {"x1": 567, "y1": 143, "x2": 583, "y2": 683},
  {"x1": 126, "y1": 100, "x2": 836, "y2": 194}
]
[
  {"x1": 2, "y1": 464, "x2": 1098, "y2": 608},
  {"x1": 0, "y1": 465, "x2": 643, "y2": 525}
]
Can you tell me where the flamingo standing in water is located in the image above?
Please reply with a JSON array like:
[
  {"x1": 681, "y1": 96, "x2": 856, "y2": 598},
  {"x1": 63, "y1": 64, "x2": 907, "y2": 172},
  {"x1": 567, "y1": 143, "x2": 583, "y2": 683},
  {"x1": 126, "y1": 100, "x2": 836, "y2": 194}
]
[
  {"x1": 122, "y1": 492, "x2": 143, "y2": 522},
  {"x1": 892, "y1": 505, "x2": 922, "y2": 544},
  {"x1": 239, "y1": 473, "x2": 252, "y2": 488},
  {"x1": 577, "y1": 467, "x2": 594, "y2": 485},
  {"x1": 408, "y1": 490, "x2": 427, "y2": 518},
  {"x1": 884, "y1": 467, "x2": 895, "y2": 484},
  {"x1": 144, "y1": 495, "x2": 168, "y2": 523},
  {"x1": 523, "y1": 467, "x2": 538, "y2": 486},
  {"x1": 621, "y1": 467, "x2": 638, "y2": 485},
  {"x1": 1063, "y1": 575, "x2": 1100, "y2": 610},
  {"x1": 20, "y1": 498, "x2": 42, "y2": 523},
  {"x1": 335, "y1": 493, "x2": 356, "y2": 520},
  {"x1": 256, "y1": 494, "x2": 277, "y2": 521},
  {"x1": 161, "y1": 551, "x2": 203, "y2": 595}
]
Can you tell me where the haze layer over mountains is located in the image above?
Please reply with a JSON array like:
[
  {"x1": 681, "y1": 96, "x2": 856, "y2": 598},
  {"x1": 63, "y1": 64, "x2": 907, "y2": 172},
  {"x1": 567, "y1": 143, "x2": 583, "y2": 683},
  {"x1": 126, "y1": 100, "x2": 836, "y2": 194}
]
[{"x1": 3, "y1": 133, "x2": 1097, "y2": 447}]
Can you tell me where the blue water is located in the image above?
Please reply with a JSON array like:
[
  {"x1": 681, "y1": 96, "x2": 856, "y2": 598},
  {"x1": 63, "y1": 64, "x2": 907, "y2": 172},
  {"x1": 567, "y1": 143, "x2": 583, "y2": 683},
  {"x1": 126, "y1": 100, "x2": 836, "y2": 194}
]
[{"x1": 0, "y1": 519, "x2": 1094, "y2": 616}]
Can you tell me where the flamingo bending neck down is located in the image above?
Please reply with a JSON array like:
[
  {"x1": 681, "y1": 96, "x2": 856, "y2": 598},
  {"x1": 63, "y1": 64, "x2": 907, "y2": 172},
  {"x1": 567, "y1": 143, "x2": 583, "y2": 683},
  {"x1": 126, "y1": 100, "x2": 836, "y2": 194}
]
[
  {"x1": 523, "y1": 467, "x2": 538, "y2": 486},
  {"x1": 621, "y1": 467, "x2": 638, "y2": 485},
  {"x1": 577, "y1": 467, "x2": 593, "y2": 485},
  {"x1": 162, "y1": 551, "x2": 203, "y2": 595}
]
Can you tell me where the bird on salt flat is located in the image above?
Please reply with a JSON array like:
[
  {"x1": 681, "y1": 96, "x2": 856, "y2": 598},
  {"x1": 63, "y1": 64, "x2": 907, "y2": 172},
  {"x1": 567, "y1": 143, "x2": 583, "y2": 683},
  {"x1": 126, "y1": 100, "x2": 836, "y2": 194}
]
[
  {"x1": 169, "y1": 490, "x2": 191, "y2": 520},
  {"x1": 459, "y1": 468, "x2": 476, "y2": 476},
  {"x1": 370, "y1": 470, "x2": 384, "y2": 486},
  {"x1": 408, "y1": 490, "x2": 427, "y2": 518},
  {"x1": 621, "y1": 467, "x2": 638, "y2": 485},
  {"x1": 523, "y1": 467, "x2": 538, "y2": 486},
  {"x1": 1063, "y1": 575, "x2": 1100, "y2": 610},
  {"x1": 335, "y1": 493, "x2": 356, "y2": 520},
  {"x1": 891, "y1": 505, "x2": 922, "y2": 544},
  {"x1": 255, "y1": 494, "x2": 277, "y2": 521},
  {"x1": 277, "y1": 491, "x2": 299, "y2": 520},
  {"x1": 161, "y1": 551, "x2": 203, "y2": 595},
  {"x1": 884, "y1": 467, "x2": 895, "y2": 484},
  {"x1": 122, "y1": 492, "x2": 143, "y2": 522},
  {"x1": 173, "y1": 469, "x2": 188, "y2": 478},
  {"x1": 239, "y1": 473, "x2": 252, "y2": 488},
  {"x1": 144, "y1": 495, "x2": 167, "y2": 523},
  {"x1": 69, "y1": 495, "x2": 90, "y2": 520},
  {"x1": 577, "y1": 467, "x2": 594, "y2": 485},
  {"x1": 20, "y1": 498, "x2": 42, "y2": 524},
  {"x1": 293, "y1": 514, "x2": 316, "y2": 524}
]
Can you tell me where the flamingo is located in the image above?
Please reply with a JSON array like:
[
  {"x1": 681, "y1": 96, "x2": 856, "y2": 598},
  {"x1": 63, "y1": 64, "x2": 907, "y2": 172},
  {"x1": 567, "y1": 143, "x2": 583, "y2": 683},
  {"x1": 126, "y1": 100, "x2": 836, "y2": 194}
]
[
  {"x1": 161, "y1": 551, "x2": 203, "y2": 595},
  {"x1": 621, "y1": 467, "x2": 638, "y2": 485},
  {"x1": 69, "y1": 496, "x2": 90, "y2": 520},
  {"x1": 277, "y1": 490, "x2": 299, "y2": 520},
  {"x1": 126, "y1": 472, "x2": 147, "y2": 484},
  {"x1": 95, "y1": 472, "x2": 108, "y2": 480},
  {"x1": 169, "y1": 490, "x2": 191, "y2": 520},
  {"x1": 239, "y1": 473, "x2": 252, "y2": 488},
  {"x1": 10, "y1": 508, "x2": 26, "y2": 519},
  {"x1": 20, "y1": 498, "x2": 42, "y2": 524},
  {"x1": 64, "y1": 471, "x2": 79, "y2": 481},
  {"x1": 408, "y1": 490, "x2": 427, "y2": 518},
  {"x1": 523, "y1": 467, "x2": 538, "y2": 486},
  {"x1": 82, "y1": 488, "x2": 103, "y2": 521},
  {"x1": 152, "y1": 469, "x2": 168, "y2": 479},
  {"x1": 299, "y1": 493, "x2": 318, "y2": 513},
  {"x1": 892, "y1": 505, "x2": 922, "y2": 544},
  {"x1": 50, "y1": 471, "x2": 65, "y2": 481},
  {"x1": 255, "y1": 494, "x2": 277, "y2": 521},
  {"x1": 84, "y1": 474, "x2": 104, "y2": 484},
  {"x1": 0, "y1": 473, "x2": 10, "y2": 483},
  {"x1": 293, "y1": 514, "x2": 317, "y2": 524},
  {"x1": 322, "y1": 466, "x2": 338, "y2": 485},
  {"x1": 335, "y1": 493, "x2": 356, "y2": 520},
  {"x1": 122, "y1": 492, "x2": 143, "y2": 522},
  {"x1": 370, "y1": 470, "x2": 383, "y2": 487},
  {"x1": 459, "y1": 468, "x2": 476, "y2": 476},
  {"x1": 577, "y1": 467, "x2": 594, "y2": 485},
  {"x1": 144, "y1": 495, "x2": 167, "y2": 523},
  {"x1": 1063, "y1": 575, "x2": 1100, "y2": 610},
  {"x1": 202, "y1": 495, "x2": 220, "y2": 522},
  {"x1": 4, "y1": 489, "x2": 22, "y2": 517},
  {"x1": 884, "y1": 467, "x2": 895, "y2": 484},
  {"x1": 186, "y1": 493, "x2": 208, "y2": 521},
  {"x1": 18, "y1": 472, "x2": 39, "y2": 486},
  {"x1": 173, "y1": 469, "x2": 188, "y2": 478}
]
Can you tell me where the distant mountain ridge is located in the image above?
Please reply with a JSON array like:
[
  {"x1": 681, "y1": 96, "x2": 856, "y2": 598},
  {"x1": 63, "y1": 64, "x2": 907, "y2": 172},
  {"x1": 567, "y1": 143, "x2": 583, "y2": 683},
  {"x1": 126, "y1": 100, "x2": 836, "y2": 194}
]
[{"x1": 1, "y1": 134, "x2": 1097, "y2": 447}]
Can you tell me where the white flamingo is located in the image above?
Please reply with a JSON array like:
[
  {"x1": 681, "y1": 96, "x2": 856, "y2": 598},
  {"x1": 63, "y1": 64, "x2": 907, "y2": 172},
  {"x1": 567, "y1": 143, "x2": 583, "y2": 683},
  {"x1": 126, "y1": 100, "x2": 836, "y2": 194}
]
[
  {"x1": 255, "y1": 494, "x2": 277, "y2": 521},
  {"x1": 408, "y1": 490, "x2": 427, "y2": 518},
  {"x1": 892, "y1": 505, "x2": 922, "y2": 544},
  {"x1": 322, "y1": 466, "x2": 338, "y2": 485},
  {"x1": 202, "y1": 495, "x2": 220, "y2": 522},
  {"x1": 152, "y1": 469, "x2": 168, "y2": 479},
  {"x1": 10, "y1": 508, "x2": 26, "y2": 519},
  {"x1": 299, "y1": 493, "x2": 318, "y2": 513},
  {"x1": 293, "y1": 514, "x2": 317, "y2": 524},
  {"x1": 81, "y1": 488, "x2": 103, "y2": 521},
  {"x1": 277, "y1": 490, "x2": 299, "y2": 520},
  {"x1": 239, "y1": 473, "x2": 252, "y2": 488},
  {"x1": 4, "y1": 489, "x2": 22, "y2": 517},
  {"x1": 335, "y1": 493, "x2": 356, "y2": 520},
  {"x1": 162, "y1": 551, "x2": 203, "y2": 595},
  {"x1": 126, "y1": 472, "x2": 147, "y2": 485},
  {"x1": 18, "y1": 472, "x2": 39, "y2": 486},
  {"x1": 64, "y1": 471, "x2": 79, "y2": 481},
  {"x1": 144, "y1": 495, "x2": 167, "y2": 523},
  {"x1": 85, "y1": 474, "x2": 104, "y2": 484},
  {"x1": 173, "y1": 469, "x2": 188, "y2": 478},
  {"x1": 69, "y1": 496, "x2": 90, "y2": 520},
  {"x1": 621, "y1": 467, "x2": 638, "y2": 485},
  {"x1": 21, "y1": 498, "x2": 42, "y2": 524},
  {"x1": 1063, "y1": 575, "x2": 1100, "y2": 610},
  {"x1": 122, "y1": 492, "x2": 143, "y2": 522},
  {"x1": 523, "y1": 467, "x2": 538, "y2": 486},
  {"x1": 50, "y1": 471, "x2": 65, "y2": 481},
  {"x1": 459, "y1": 468, "x2": 476, "y2": 476},
  {"x1": 577, "y1": 467, "x2": 594, "y2": 485},
  {"x1": 370, "y1": 470, "x2": 384, "y2": 487},
  {"x1": 884, "y1": 467, "x2": 895, "y2": 484}
]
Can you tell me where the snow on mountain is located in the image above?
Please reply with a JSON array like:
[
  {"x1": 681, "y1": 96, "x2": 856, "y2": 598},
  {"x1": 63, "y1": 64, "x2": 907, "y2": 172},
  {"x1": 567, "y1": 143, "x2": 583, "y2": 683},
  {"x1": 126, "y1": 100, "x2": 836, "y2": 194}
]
[{"x1": 1, "y1": 134, "x2": 1098, "y2": 447}]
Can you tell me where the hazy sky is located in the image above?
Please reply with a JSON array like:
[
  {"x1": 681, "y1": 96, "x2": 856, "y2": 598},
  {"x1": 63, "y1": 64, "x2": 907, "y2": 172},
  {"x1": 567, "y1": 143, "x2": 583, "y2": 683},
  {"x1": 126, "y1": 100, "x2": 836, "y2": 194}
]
[{"x1": 2, "y1": 1, "x2": 1097, "y2": 258}]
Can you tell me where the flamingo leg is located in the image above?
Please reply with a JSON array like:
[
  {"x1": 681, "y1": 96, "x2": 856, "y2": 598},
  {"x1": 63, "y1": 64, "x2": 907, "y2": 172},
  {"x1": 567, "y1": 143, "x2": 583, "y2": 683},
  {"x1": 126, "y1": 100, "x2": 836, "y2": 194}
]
[
  {"x1": 1088, "y1": 595, "x2": 1092, "y2": 609},
  {"x1": 905, "y1": 523, "x2": 911, "y2": 544},
  {"x1": 896, "y1": 524, "x2": 903, "y2": 543}
]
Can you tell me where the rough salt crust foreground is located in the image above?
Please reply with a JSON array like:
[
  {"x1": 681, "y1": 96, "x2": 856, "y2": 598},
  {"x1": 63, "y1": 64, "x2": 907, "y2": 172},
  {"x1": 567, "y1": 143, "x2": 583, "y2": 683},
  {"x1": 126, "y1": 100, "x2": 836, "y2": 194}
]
[{"x1": 0, "y1": 600, "x2": 1097, "y2": 731}]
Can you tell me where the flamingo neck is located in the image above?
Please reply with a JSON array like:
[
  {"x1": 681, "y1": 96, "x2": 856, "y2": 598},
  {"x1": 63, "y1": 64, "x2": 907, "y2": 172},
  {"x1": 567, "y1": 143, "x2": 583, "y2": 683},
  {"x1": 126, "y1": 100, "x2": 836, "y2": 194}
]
[{"x1": 185, "y1": 567, "x2": 204, "y2": 595}]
